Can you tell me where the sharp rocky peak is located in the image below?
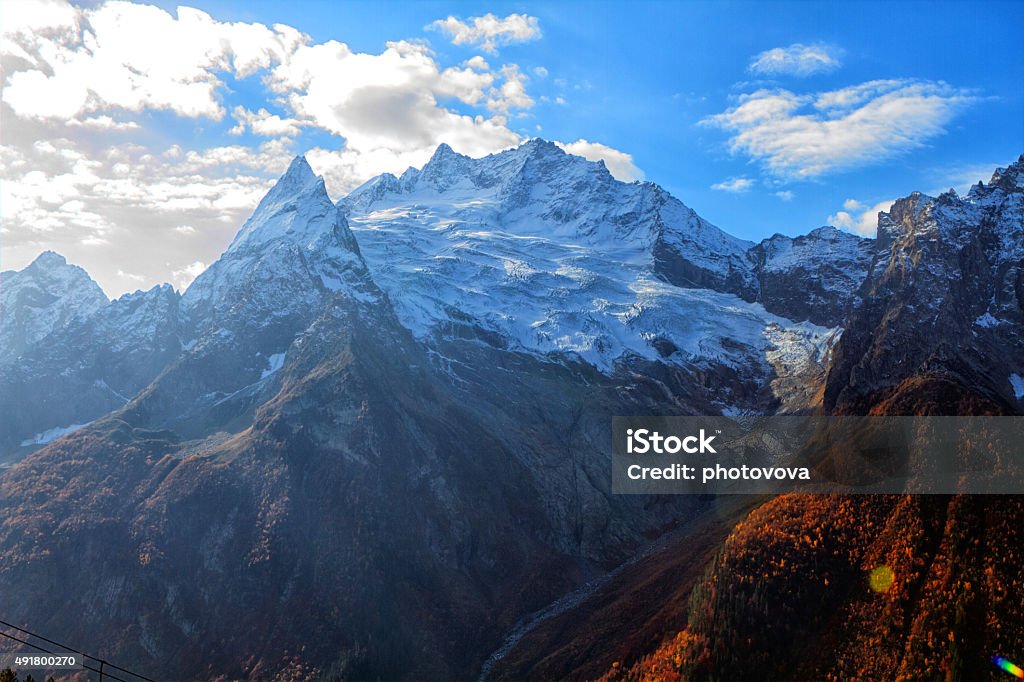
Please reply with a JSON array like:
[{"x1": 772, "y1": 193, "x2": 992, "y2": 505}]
[
  {"x1": 28, "y1": 250, "x2": 69, "y2": 270},
  {"x1": 224, "y1": 154, "x2": 340, "y2": 255},
  {"x1": 971, "y1": 153, "x2": 1024, "y2": 197}
]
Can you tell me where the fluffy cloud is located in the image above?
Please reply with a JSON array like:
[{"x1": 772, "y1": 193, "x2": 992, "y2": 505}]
[
  {"x1": 827, "y1": 198, "x2": 895, "y2": 236},
  {"x1": 260, "y1": 38, "x2": 530, "y2": 190},
  {"x1": 1, "y1": 2, "x2": 303, "y2": 120},
  {"x1": 1, "y1": 2, "x2": 534, "y2": 193},
  {"x1": 66, "y1": 116, "x2": 140, "y2": 130},
  {"x1": 228, "y1": 107, "x2": 302, "y2": 137},
  {"x1": 554, "y1": 139, "x2": 644, "y2": 182},
  {"x1": 487, "y1": 64, "x2": 534, "y2": 113},
  {"x1": 775, "y1": 190, "x2": 794, "y2": 201},
  {"x1": 0, "y1": 2, "x2": 644, "y2": 296},
  {"x1": 749, "y1": 43, "x2": 842, "y2": 77},
  {"x1": 429, "y1": 13, "x2": 541, "y2": 54},
  {"x1": 705, "y1": 79, "x2": 973, "y2": 179},
  {"x1": 710, "y1": 177, "x2": 754, "y2": 193}
]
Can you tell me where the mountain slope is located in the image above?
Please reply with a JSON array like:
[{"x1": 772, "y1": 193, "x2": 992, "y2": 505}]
[
  {"x1": 0, "y1": 145, "x2": 748, "y2": 680},
  {"x1": 0, "y1": 283, "x2": 183, "y2": 459},
  {"x1": 593, "y1": 157, "x2": 1024, "y2": 682}
]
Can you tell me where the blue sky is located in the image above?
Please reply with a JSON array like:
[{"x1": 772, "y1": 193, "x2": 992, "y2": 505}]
[{"x1": 1, "y1": 0, "x2": 1022, "y2": 295}]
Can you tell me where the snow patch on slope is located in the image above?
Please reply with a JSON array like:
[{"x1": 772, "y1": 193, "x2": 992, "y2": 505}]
[
  {"x1": 261, "y1": 352, "x2": 286, "y2": 379},
  {"x1": 1011, "y1": 374, "x2": 1024, "y2": 400},
  {"x1": 20, "y1": 423, "x2": 88, "y2": 447}
]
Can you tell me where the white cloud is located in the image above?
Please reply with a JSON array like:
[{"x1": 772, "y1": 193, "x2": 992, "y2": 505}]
[
  {"x1": 117, "y1": 269, "x2": 146, "y2": 284},
  {"x1": 465, "y1": 55, "x2": 490, "y2": 71},
  {"x1": 749, "y1": 43, "x2": 842, "y2": 77},
  {"x1": 828, "y1": 198, "x2": 895, "y2": 236},
  {"x1": 264, "y1": 38, "x2": 530, "y2": 191},
  {"x1": 229, "y1": 106, "x2": 302, "y2": 137},
  {"x1": 533, "y1": 66, "x2": 548, "y2": 78},
  {"x1": 3, "y1": 3, "x2": 539, "y2": 198},
  {"x1": 429, "y1": 13, "x2": 541, "y2": 54},
  {"x1": 705, "y1": 80, "x2": 973, "y2": 179},
  {"x1": 1, "y1": 2, "x2": 302, "y2": 121},
  {"x1": 0, "y1": 131, "x2": 290, "y2": 295},
  {"x1": 710, "y1": 177, "x2": 754, "y2": 193},
  {"x1": 67, "y1": 116, "x2": 140, "y2": 131},
  {"x1": 776, "y1": 190, "x2": 794, "y2": 201},
  {"x1": 554, "y1": 139, "x2": 644, "y2": 182},
  {"x1": 172, "y1": 260, "x2": 206, "y2": 290},
  {"x1": 487, "y1": 64, "x2": 534, "y2": 113}
]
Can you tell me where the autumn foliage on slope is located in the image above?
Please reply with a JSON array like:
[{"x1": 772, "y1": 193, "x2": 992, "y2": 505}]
[{"x1": 602, "y1": 488, "x2": 1024, "y2": 681}]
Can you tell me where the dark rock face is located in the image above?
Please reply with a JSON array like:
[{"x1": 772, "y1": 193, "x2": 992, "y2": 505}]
[
  {"x1": 750, "y1": 227, "x2": 874, "y2": 326},
  {"x1": 655, "y1": 224, "x2": 874, "y2": 327},
  {"x1": 825, "y1": 157, "x2": 1024, "y2": 414},
  {"x1": 0, "y1": 291, "x2": 709, "y2": 680}
]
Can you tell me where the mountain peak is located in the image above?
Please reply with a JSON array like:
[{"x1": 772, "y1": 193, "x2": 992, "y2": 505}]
[
  {"x1": 263, "y1": 154, "x2": 322, "y2": 202},
  {"x1": 988, "y1": 154, "x2": 1024, "y2": 191},
  {"x1": 417, "y1": 142, "x2": 472, "y2": 190},
  {"x1": 428, "y1": 142, "x2": 459, "y2": 162},
  {"x1": 225, "y1": 153, "x2": 334, "y2": 253},
  {"x1": 520, "y1": 137, "x2": 561, "y2": 153},
  {"x1": 1, "y1": 250, "x2": 108, "y2": 364},
  {"x1": 283, "y1": 154, "x2": 315, "y2": 183},
  {"x1": 30, "y1": 250, "x2": 69, "y2": 269}
]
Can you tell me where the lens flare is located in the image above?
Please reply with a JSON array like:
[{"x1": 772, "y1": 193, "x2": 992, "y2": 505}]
[
  {"x1": 868, "y1": 565, "x2": 894, "y2": 593},
  {"x1": 994, "y1": 656, "x2": 1024, "y2": 679}
]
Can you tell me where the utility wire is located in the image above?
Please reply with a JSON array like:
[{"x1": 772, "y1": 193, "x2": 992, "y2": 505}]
[
  {"x1": 0, "y1": 624, "x2": 130, "y2": 682},
  {"x1": 0, "y1": 627, "x2": 129, "y2": 681},
  {"x1": 1, "y1": 617, "x2": 155, "y2": 679},
  {"x1": 0, "y1": 619, "x2": 149, "y2": 682}
]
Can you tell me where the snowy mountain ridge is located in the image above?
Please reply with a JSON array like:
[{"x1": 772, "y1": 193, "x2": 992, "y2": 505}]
[
  {"x1": 339, "y1": 140, "x2": 862, "y2": 374},
  {"x1": 7, "y1": 143, "x2": 1016, "y2": 460},
  {"x1": 0, "y1": 251, "x2": 109, "y2": 366}
]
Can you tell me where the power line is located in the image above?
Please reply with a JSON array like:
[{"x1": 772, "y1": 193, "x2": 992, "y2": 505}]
[
  {"x1": 0, "y1": 618, "x2": 152, "y2": 682},
  {"x1": 0, "y1": 626, "x2": 127, "y2": 681}
]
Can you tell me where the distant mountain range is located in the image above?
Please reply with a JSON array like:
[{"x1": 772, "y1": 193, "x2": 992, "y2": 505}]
[{"x1": 0, "y1": 142, "x2": 1021, "y2": 680}]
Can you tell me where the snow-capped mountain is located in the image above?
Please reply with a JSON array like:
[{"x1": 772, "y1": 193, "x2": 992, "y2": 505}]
[
  {"x1": 0, "y1": 282, "x2": 182, "y2": 458},
  {"x1": 120, "y1": 155, "x2": 382, "y2": 436},
  {"x1": 342, "y1": 140, "x2": 836, "y2": 382},
  {"x1": 0, "y1": 141, "x2": 870, "y2": 461},
  {"x1": 0, "y1": 251, "x2": 108, "y2": 366},
  {"x1": 182, "y1": 155, "x2": 376, "y2": 334},
  {"x1": 749, "y1": 226, "x2": 874, "y2": 326},
  {"x1": 1, "y1": 141, "x2": 1018, "y2": 681}
]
